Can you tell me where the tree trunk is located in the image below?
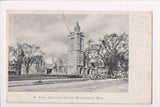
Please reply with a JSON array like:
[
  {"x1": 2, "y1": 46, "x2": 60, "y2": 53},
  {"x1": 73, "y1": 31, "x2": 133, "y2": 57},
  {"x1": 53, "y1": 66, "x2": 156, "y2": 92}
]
[
  {"x1": 26, "y1": 64, "x2": 29, "y2": 75},
  {"x1": 18, "y1": 64, "x2": 22, "y2": 75}
]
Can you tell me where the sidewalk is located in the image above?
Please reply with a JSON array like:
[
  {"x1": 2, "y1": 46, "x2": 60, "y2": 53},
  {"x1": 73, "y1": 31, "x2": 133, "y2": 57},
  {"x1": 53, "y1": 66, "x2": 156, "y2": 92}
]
[
  {"x1": 8, "y1": 78, "x2": 89, "y2": 87},
  {"x1": 8, "y1": 78, "x2": 128, "y2": 92}
]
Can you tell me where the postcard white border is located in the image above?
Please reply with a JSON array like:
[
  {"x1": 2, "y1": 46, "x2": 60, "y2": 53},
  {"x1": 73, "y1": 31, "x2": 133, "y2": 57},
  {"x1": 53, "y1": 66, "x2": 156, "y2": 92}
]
[{"x1": 5, "y1": 10, "x2": 151, "y2": 104}]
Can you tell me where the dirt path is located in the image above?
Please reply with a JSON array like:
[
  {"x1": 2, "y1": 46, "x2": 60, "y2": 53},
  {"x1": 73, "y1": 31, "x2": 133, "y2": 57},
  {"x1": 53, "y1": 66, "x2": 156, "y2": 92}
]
[{"x1": 8, "y1": 78, "x2": 128, "y2": 92}]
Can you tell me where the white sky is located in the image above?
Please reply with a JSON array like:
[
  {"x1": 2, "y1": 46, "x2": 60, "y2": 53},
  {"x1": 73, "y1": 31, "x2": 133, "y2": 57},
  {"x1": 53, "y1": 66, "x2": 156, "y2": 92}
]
[{"x1": 9, "y1": 14, "x2": 129, "y2": 63}]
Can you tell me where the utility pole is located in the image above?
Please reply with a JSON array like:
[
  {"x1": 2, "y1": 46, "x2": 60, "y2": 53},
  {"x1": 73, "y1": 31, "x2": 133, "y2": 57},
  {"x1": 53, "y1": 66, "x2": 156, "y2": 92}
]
[
  {"x1": 85, "y1": 39, "x2": 94, "y2": 77},
  {"x1": 86, "y1": 39, "x2": 94, "y2": 64},
  {"x1": 86, "y1": 39, "x2": 94, "y2": 50},
  {"x1": 95, "y1": 44, "x2": 100, "y2": 76}
]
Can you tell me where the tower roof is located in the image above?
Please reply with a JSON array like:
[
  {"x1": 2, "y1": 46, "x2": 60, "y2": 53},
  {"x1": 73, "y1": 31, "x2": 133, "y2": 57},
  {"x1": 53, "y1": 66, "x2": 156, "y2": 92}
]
[
  {"x1": 74, "y1": 22, "x2": 81, "y2": 32},
  {"x1": 69, "y1": 22, "x2": 85, "y2": 37}
]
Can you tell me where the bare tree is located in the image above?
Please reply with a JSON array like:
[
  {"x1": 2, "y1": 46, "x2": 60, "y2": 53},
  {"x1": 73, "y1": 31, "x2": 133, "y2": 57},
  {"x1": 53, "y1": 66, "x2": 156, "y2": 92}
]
[
  {"x1": 8, "y1": 43, "x2": 25, "y2": 75},
  {"x1": 22, "y1": 43, "x2": 45, "y2": 75},
  {"x1": 8, "y1": 46, "x2": 15, "y2": 59}
]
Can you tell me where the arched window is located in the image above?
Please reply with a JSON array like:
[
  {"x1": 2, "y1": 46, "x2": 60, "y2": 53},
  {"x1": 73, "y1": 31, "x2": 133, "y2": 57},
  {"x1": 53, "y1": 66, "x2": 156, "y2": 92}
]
[{"x1": 71, "y1": 37, "x2": 74, "y2": 51}]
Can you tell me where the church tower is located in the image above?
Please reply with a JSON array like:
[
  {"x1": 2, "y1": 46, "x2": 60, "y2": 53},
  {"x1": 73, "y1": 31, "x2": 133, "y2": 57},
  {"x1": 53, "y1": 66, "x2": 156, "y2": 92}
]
[{"x1": 67, "y1": 22, "x2": 85, "y2": 75}]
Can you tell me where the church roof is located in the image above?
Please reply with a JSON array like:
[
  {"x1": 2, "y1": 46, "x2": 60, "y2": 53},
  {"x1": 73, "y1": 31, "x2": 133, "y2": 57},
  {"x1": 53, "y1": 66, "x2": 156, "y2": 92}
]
[
  {"x1": 68, "y1": 22, "x2": 85, "y2": 37},
  {"x1": 74, "y1": 22, "x2": 80, "y2": 31}
]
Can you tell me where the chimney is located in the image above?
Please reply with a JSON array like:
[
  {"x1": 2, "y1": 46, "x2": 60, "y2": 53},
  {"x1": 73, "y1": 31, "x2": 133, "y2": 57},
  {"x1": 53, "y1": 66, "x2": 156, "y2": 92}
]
[{"x1": 52, "y1": 58, "x2": 55, "y2": 65}]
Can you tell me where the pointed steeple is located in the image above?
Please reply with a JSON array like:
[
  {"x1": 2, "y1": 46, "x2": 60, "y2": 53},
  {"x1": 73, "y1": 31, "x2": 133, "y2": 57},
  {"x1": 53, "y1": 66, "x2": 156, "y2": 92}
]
[{"x1": 74, "y1": 22, "x2": 81, "y2": 32}]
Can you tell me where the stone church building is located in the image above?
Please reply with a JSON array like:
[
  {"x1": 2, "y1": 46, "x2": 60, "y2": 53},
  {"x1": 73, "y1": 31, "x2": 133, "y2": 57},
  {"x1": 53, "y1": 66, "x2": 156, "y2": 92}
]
[
  {"x1": 67, "y1": 22, "x2": 85, "y2": 75},
  {"x1": 8, "y1": 22, "x2": 105, "y2": 77}
]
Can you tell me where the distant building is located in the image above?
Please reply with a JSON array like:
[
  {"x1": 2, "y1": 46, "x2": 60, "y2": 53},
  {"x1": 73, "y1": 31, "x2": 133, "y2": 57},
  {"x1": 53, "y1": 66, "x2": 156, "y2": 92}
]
[
  {"x1": 52, "y1": 58, "x2": 55, "y2": 65},
  {"x1": 84, "y1": 44, "x2": 105, "y2": 76},
  {"x1": 44, "y1": 54, "x2": 68, "y2": 75},
  {"x1": 8, "y1": 59, "x2": 47, "y2": 75},
  {"x1": 8, "y1": 60, "x2": 18, "y2": 75},
  {"x1": 54, "y1": 54, "x2": 68, "y2": 75},
  {"x1": 45, "y1": 63, "x2": 54, "y2": 74}
]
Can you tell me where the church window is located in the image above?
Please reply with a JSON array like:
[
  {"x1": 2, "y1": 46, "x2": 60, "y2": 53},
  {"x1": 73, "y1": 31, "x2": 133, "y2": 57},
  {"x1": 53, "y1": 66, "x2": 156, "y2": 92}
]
[
  {"x1": 80, "y1": 37, "x2": 82, "y2": 51},
  {"x1": 71, "y1": 37, "x2": 74, "y2": 51}
]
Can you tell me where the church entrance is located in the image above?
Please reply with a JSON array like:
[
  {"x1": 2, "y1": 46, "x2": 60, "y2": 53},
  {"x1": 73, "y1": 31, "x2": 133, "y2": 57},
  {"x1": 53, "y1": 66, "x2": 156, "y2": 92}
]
[
  {"x1": 47, "y1": 69, "x2": 52, "y2": 74},
  {"x1": 79, "y1": 68, "x2": 82, "y2": 75}
]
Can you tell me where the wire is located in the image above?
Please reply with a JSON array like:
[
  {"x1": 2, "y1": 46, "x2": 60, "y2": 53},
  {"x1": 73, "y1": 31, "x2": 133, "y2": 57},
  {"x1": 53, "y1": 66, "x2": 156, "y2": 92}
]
[{"x1": 62, "y1": 12, "x2": 71, "y2": 33}]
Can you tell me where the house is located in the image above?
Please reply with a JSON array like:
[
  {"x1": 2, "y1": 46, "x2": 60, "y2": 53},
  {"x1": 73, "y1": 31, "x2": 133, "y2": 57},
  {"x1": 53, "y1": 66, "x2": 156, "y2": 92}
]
[{"x1": 8, "y1": 60, "x2": 18, "y2": 75}]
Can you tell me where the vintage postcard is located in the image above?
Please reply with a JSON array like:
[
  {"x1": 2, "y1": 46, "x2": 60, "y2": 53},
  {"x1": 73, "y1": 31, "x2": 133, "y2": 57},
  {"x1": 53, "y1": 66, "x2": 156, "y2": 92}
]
[{"x1": 6, "y1": 11, "x2": 152, "y2": 104}]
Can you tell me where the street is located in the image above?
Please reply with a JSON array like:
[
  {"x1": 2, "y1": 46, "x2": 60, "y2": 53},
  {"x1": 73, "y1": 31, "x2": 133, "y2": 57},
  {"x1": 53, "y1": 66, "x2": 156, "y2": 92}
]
[{"x1": 8, "y1": 78, "x2": 128, "y2": 92}]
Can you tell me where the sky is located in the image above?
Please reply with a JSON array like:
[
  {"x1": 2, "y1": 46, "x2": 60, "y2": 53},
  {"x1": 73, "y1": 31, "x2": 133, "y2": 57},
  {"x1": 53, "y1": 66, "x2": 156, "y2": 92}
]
[{"x1": 8, "y1": 13, "x2": 129, "y2": 63}]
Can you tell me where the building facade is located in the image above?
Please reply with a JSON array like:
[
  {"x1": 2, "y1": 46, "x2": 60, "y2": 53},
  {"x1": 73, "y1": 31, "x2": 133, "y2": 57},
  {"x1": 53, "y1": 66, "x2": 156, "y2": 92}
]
[{"x1": 67, "y1": 22, "x2": 85, "y2": 75}]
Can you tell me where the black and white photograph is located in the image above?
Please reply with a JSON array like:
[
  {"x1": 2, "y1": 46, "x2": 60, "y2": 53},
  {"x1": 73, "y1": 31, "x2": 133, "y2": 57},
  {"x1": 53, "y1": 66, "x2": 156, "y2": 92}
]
[
  {"x1": 8, "y1": 12, "x2": 129, "y2": 92},
  {"x1": 0, "y1": 0, "x2": 154, "y2": 104}
]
